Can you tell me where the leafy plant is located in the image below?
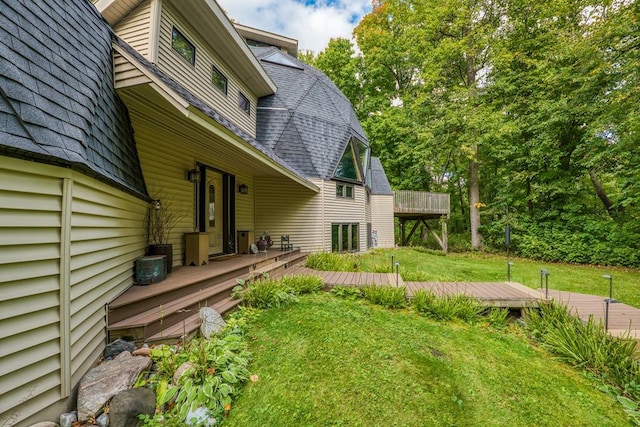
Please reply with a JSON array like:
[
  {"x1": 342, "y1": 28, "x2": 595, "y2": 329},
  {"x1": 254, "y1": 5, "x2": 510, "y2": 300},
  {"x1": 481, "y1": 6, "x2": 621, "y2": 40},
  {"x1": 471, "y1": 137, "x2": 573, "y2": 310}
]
[
  {"x1": 279, "y1": 274, "x2": 324, "y2": 294},
  {"x1": 331, "y1": 285, "x2": 363, "y2": 300},
  {"x1": 361, "y1": 285, "x2": 407, "y2": 309},
  {"x1": 411, "y1": 290, "x2": 484, "y2": 322}
]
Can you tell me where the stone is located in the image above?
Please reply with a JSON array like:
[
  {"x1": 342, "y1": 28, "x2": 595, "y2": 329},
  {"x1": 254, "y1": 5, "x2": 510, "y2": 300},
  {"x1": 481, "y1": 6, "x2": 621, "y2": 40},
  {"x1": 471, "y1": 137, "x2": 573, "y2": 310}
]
[
  {"x1": 185, "y1": 407, "x2": 216, "y2": 426},
  {"x1": 96, "y1": 413, "x2": 109, "y2": 427},
  {"x1": 77, "y1": 351, "x2": 151, "y2": 422},
  {"x1": 132, "y1": 348, "x2": 150, "y2": 357},
  {"x1": 173, "y1": 362, "x2": 194, "y2": 384},
  {"x1": 199, "y1": 307, "x2": 226, "y2": 339},
  {"x1": 109, "y1": 388, "x2": 156, "y2": 427},
  {"x1": 103, "y1": 339, "x2": 136, "y2": 360},
  {"x1": 59, "y1": 411, "x2": 77, "y2": 427},
  {"x1": 28, "y1": 423, "x2": 58, "y2": 427}
]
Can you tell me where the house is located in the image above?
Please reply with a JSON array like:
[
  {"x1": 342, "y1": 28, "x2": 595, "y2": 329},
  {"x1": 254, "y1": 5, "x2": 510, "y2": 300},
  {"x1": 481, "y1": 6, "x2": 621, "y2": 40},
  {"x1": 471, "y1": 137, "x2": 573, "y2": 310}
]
[{"x1": 0, "y1": 0, "x2": 394, "y2": 424}]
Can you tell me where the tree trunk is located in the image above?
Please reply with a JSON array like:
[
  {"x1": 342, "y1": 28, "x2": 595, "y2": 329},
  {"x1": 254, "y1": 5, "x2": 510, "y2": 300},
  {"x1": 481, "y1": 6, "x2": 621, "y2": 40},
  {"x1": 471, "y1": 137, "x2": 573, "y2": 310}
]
[
  {"x1": 469, "y1": 148, "x2": 482, "y2": 250},
  {"x1": 588, "y1": 169, "x2": 624, "y2": 217}
]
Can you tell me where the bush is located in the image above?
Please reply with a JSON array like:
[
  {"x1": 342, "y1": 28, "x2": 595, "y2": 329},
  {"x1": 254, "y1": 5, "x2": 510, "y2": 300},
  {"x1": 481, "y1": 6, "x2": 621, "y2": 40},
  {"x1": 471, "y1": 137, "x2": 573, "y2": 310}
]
[
  {"x1": 331, "y1": 285, "x2": 363, "y2": 300},
  {"x1": 361, "y1": 285, "x2": 407, "y2": 309},
  {"x1": 306, "y1": 252, "x2": 360, "y2": 271},
  {"x1": 239, "y1": 278, "x2": 298, "y2": 309},
  {"x1": 522, "y1": 303, "x2": 640, "y2": 390},
  {"x1": 411, "y1": 290, "x2": 484, "y2": 322},
  {"x1": 280, "y1": 274, "x2": 325, "y2": 294}
]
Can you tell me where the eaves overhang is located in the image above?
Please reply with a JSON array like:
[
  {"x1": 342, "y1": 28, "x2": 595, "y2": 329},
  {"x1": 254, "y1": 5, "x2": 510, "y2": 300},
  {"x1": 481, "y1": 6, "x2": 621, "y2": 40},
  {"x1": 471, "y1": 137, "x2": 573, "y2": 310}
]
[
  {"x1": 113, "y1": 41, "x2": 319, "y2": 193},
  {"x1": 95, "y1": 0, "x2": 277, "y2": 97}
]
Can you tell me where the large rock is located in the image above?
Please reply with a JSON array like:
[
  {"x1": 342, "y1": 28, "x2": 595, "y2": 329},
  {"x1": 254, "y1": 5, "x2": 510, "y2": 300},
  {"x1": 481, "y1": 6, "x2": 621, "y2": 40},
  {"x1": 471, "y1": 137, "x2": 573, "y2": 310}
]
[
  {"x1": 104, "y1": 339, "x2": 136, "y2": 360},
  {"x1": 77, "y1": 351, "x2": 151, "y2": 422},
  {"x1": 199, "y1": 307, "x2": 226, "y2": 339},
  {"x1": 109, "y1": 388, "x2": 156, "y2": 427}
]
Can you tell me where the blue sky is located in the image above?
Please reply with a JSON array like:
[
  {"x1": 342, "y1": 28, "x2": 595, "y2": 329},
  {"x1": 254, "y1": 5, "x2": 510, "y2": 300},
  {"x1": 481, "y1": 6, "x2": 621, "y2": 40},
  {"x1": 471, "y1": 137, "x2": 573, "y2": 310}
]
[{"x1": 216, "y1": 0, "x2": 372, "y2": 53}]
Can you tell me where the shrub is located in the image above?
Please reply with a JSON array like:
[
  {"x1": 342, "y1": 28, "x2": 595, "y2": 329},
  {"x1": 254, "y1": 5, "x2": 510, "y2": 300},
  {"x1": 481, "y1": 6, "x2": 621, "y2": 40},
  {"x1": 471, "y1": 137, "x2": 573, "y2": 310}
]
[
  {"x1": 306, "y1": 252, "x2": 359, "y2": 271},
  {"x1": 280, "y1": 275, "x2": 324, "y2": 294},
  {"x1": 331, "y1": 285, "x2": 363, "y2": 300},
  {"x1": 361, "y1": 285, "x2": 407, "y2": 309},
  {"x1": 411, "y1": 290, "x2": 484, "y2": 322},
  {"x1": 239, "y1": 278, "x2": 298, "y2": 309}
]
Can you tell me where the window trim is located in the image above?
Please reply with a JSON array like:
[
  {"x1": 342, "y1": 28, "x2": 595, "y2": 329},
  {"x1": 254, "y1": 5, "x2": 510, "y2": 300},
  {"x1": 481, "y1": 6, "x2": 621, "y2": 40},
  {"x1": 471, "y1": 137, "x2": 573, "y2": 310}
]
[
  {"x1": 171, "y1": 26, "x2": 196, "y2": 66},
  {"x1": 238, "y1": 92, "x2": 251, "y2": 115},
  {"x1": 332, "y1": 223, "x2": 360, "y2": 252},
  {"x1": 211, "y1": 65, "x2": 228, "y2": 95},
  {"x1": 336, "y1": 183, "x2": 355, "y2": 199}
]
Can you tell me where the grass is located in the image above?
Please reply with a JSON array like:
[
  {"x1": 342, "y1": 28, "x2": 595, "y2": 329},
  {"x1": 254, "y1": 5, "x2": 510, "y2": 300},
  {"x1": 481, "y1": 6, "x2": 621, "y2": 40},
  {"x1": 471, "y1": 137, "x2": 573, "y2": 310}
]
[
  {"x1": 225, "y1": 293, "x2": 629, "y2": 426},
  {"x1": 314, "y1": 248, "x2": 640, "y2": 308}
]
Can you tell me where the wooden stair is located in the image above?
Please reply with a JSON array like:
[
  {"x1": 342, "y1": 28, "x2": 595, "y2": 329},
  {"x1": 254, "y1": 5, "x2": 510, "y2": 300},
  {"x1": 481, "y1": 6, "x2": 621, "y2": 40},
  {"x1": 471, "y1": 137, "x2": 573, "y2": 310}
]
[{"x1": 108, "y1": 249, "x2": 307, "y2": 344}]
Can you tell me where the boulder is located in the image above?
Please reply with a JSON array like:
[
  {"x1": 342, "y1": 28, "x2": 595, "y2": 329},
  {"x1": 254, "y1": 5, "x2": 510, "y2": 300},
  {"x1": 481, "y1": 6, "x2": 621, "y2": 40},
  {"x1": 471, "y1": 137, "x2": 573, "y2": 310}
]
[
  {"x1": 28, "y1": 423, "x2": 58, "y2": 427},
  {"x1": 109, "y1": 388, "x2": 156, "y2": 427},
  {"x1": 103, "y1": 339, "x2": 136, "y2": 360},
  {"x1": 199, "y1": 307, "x2": 226, "y2": 339},
  {"x1": 77, "y1": 352, "x2": 151, "y2": 422},
  {"x1": 59, "y1": 411, "x2": 77, "y2": 427}
]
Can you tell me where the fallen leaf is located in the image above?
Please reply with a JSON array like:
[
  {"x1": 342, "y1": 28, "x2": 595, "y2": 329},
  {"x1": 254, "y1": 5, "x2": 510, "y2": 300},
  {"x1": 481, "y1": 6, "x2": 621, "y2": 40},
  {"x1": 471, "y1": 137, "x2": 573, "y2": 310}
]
[{"x1": 250, "y1": 374, "x2": 259, "y2": 382}]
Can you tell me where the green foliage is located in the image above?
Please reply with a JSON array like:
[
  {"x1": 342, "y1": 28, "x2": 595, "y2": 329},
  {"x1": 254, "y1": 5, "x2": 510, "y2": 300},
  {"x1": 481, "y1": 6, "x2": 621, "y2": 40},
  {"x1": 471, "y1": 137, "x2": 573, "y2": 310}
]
[
  {"x1": 236, "y1": 275, "x2": 324, "y2": 309},
  {"x1": 484, "y1": 307, "x2": 510, "y2": 328},
  {"x1": 143, "y1": 329, "x2": 252, "y2": 424},
  {"x1": 305, "y1": 251, "x2": 360, "y2": 271},
  {"x1": 361, "y1": 285, "x2": 407, "y2": 309},
  {"x1": 411, "y1": 290, "x2": 485, "y2": 322},
  {"x1": 331, "y1": 285, "x2": 363, "y2": 300},
  {"x1": 522, "y1": 303, "x2": 640, "y2": 424}
]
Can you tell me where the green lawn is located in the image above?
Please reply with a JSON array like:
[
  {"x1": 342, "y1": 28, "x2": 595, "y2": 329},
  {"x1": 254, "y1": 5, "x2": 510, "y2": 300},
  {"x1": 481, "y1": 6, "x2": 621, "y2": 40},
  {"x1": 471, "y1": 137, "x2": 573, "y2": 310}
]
[
  {"x1": 345, "y1": 249, "x2": 640, "y2": 308},
  {"x1": 226, "y1": 294, "x2": 629, "y2": 426}
]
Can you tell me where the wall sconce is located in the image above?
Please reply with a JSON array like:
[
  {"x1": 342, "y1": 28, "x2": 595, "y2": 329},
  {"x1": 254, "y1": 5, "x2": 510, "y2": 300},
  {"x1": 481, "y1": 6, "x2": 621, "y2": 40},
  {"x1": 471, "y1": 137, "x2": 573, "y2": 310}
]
[
  {"x1": 152, "y1": 199, "x2": 161, "y2": 210},
  {"x1": 238, "y1": 184, "x2": 249, "y2": 194},
  {"x1": 186, "y1": 168, "x2": 201, "y2": 183}
]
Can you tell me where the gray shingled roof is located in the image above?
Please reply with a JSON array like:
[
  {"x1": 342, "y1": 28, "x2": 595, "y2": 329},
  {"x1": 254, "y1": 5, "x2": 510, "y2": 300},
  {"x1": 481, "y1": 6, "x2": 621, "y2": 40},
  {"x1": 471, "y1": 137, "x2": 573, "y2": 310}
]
[
  {"x1": 0, "y1": 0, "x2": 146, "y2": 198},
  {"x1": 252, "y1": 47, "x2": 369, "y2": 180},
  {"x1": 114, "y1": 39, "x2": 311, "y2": 183},
  {"x1": 370, "y1": 157, "x2": 393, "y2": 195}
]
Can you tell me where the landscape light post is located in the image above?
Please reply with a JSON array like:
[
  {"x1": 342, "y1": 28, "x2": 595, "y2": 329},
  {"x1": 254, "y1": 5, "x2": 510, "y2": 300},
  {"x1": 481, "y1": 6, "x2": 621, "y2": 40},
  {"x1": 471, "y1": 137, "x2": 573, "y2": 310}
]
[
  {"x1": 391, "y1": 254, "x2": 395, "y2": 273},
  {"x1": 507, "y1": 262, "x2": 513, "y2": 282},
  {"x1": 395, "y1": 262, "x2": 400, "y2": 286},
  {"x1": 603, "y1": 274, "x2": 614, "y2": 331},
  {"x1": 540, "y1": 269, "x2": 549, "y2": 299}
]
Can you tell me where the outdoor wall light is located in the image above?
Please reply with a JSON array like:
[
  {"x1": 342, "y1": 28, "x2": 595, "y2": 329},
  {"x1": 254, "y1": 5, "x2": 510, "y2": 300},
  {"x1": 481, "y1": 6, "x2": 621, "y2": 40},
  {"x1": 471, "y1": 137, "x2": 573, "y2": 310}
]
[
  {"x1": 238, "y1": 184, "x2": 249, "y2": 194},
  {"x1": 152, "y1": 199, "x2": 161, "y2": 210},
  {"x1": 186, "y1": 168, "x2": 201, "y2": 183}
]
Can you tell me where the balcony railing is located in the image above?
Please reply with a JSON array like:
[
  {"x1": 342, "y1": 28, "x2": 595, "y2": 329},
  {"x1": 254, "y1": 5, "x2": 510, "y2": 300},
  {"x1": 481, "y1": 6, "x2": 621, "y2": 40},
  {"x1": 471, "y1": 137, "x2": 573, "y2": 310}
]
[{"x1": 393, "y1": 190, "x2": 450, "y2": 216}]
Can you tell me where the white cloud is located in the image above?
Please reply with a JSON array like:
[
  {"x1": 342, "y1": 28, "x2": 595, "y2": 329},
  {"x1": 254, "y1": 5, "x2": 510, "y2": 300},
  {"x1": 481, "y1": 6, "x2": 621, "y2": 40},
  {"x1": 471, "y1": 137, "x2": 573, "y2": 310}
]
[{"x1": 216, "y1": 0, "x2": 372, "y2": 53}]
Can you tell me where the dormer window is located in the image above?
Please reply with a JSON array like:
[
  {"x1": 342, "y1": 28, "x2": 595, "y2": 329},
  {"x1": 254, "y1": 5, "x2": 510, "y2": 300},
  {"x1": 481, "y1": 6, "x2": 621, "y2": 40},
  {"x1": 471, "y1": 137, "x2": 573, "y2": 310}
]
[
  {"x1": 238, "y1": 92, "x2": 250, "y2": 115},
  {"x1": 212, "y1": 66, "x2": 227, "y2": 94},
  {"x1": 334, "y1": 137, "x2": 369, "y2": 183},
  {"x1": 171, "y1": 26, "x2": 195, "y2": 65}
]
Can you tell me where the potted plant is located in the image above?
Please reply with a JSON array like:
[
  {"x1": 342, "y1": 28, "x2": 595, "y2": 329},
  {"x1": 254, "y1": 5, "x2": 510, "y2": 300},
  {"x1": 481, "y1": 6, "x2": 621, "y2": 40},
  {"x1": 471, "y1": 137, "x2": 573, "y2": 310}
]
[
  {"x1": 256, "y1": 231, "x2": 273, "y2": 252},
  {"x1": 145, "y1": 192, "x2": 183, "y2": 274}
]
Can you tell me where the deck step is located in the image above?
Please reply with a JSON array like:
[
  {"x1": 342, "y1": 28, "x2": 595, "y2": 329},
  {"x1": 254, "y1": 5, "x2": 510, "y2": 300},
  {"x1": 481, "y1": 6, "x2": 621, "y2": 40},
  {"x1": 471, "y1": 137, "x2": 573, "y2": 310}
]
[
  {"x1": 108, "y1": 277, "x2": 239, "y2": 331},
  {"x1": 145, "y1": 297, "x2": 241, "y2": 343}
]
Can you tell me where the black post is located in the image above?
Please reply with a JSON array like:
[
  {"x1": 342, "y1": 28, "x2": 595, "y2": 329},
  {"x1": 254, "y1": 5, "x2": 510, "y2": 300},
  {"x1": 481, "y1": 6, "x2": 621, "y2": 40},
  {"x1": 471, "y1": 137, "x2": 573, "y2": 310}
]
[
  {"x1": 540, "y1": 268, "x2": 549, "y2": 299},
  {"x1": 507, "y1": 262, "x2": 513, "y2": 282},
  {"x1": 391, "y1": 254, "x2": 395, "y2": 273},
  {"x1": 395, "y1": 262, "x2": 400, "y2": 286},
  {"x1": 605, "y1": 298, "x2": 610, "y2": 331}
]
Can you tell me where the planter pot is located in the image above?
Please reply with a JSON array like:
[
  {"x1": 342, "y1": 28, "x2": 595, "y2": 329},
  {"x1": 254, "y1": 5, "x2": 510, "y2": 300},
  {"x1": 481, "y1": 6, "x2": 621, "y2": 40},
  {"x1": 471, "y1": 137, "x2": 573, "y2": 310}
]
[
  {"x1": 256, "y1": 239, "x2": 269, "y2": 252},
  {"x1": 148, "y1": 244, "x2": 173, "y2": 274}
]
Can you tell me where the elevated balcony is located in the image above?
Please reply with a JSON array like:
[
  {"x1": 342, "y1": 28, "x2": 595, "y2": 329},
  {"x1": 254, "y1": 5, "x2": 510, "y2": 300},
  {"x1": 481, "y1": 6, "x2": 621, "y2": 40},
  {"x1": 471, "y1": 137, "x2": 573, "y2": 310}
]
[{"x1": 393, "y1": 190, "x2": 450, "y2": 218}]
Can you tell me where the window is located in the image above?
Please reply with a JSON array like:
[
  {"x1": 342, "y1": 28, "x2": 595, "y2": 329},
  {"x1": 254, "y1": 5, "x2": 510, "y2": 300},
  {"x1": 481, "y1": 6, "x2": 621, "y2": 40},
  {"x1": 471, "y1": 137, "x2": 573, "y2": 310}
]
[
  {"x1": 335, "y1": 144, "x2": 358, "y2": 181},
  {"x1": 238, "y1": 92, "x2": 250, "y2": 115},
  {"x1": 212, "y1": 66, "x2": 227, "y2": 94},
  {"x1": 332, "y1": 223, "x2": 360, "y2": 252},
  {"x1": 336, "y1": 183, "x2": 354, "y2": 198},
  {"x1": 171, "y1": 26, "x2": 195, "y2": 65}
]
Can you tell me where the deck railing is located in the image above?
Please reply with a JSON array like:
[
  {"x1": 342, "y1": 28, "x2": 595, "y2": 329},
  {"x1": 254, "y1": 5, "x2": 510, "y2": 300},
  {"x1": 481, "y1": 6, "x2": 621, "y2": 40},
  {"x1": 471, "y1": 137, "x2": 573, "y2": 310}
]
[{"x1": 393, "y1": 190, "x2": 450, "y2": 215}]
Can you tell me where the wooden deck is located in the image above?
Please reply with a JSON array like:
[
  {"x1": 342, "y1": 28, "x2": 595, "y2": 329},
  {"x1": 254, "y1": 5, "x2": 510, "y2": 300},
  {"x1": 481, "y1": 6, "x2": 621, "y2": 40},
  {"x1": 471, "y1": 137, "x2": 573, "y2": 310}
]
[
  {"x1": 546, "y1": 290, "x2": 640, "y2": 338},
  {"x1": 285, "y1": 267, "x2": 542, "y2": 308}
]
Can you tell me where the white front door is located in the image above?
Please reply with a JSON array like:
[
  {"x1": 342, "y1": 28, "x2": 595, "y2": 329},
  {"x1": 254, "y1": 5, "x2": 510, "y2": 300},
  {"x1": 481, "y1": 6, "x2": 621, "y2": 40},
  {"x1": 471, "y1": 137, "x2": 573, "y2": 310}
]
[{"x1": 206, "y1": 170, "x2": 223, "y2": 255}]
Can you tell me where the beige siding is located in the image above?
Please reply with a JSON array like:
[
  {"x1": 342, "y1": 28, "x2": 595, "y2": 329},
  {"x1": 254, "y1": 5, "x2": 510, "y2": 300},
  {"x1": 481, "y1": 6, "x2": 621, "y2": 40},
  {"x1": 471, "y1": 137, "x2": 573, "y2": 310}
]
[
  {"x1": 132, "y1": 111, "x2": 258, "y2": 263},
  {"x1": 371, "y1": 195, "x2": 395, "y2": 248},
  {"x1": 113, "y1": 0, "x2": 152, "y2": 59},
  {"x1": 156, "y1": 4, "x2": 258, "y2": 137},
  {"x1": 114, "y1": 52, "x2": 152, "y2": 88},
  {"x1": 321, "y1": 181, "x2": 368, "y2": 252},
  {"x1": 254, "y1": 178, "x2": 324, "y2": 252},
  {"x1": 0, "y1": 158, "x2": 147, "y2": 426}
]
